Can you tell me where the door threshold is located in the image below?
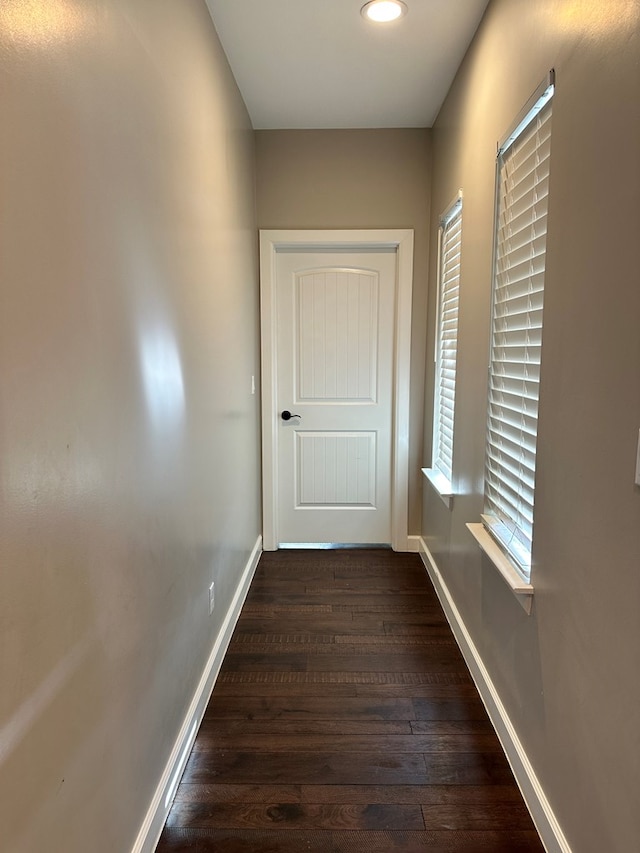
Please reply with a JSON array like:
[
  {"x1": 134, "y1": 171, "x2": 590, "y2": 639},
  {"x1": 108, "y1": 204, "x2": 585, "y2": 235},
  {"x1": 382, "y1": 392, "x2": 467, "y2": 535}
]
[{"x1": 278, "y1": 543, "x2": 392, "y2": 550}]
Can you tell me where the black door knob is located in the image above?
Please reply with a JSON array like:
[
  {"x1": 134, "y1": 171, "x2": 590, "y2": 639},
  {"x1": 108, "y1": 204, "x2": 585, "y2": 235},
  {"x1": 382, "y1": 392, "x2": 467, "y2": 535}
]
[{"x1": 281, "y1": 410, "x2": 301, "y2": 421}]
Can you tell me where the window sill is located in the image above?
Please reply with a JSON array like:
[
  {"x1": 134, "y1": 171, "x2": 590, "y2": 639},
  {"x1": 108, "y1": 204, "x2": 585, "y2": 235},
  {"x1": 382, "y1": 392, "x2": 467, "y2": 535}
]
[
  {"x1": 422, "y1": 467, "x2": 453, "y2": 509},
  {"x1": 466, "y1": 522, "x2": 534, "y2": 614}
]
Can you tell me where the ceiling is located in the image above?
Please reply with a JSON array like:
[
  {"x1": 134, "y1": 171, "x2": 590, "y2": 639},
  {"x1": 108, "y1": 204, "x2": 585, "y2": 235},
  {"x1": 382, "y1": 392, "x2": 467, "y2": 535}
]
[{"x1": 204, "y1": 0, "x2": 490, "y2": 129}]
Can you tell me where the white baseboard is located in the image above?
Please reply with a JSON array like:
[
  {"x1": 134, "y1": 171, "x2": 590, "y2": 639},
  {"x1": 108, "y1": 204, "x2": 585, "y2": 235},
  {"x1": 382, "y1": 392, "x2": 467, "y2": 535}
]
[
  {"x1": 405, "y1": 535, "x2": 421, "y2": 553},
  {"x1": 418, "y1": 537, "x2": 571, "y2": 853},
  {"x1": 131, "y1": 535, "x2": 262, "y2": 853}
]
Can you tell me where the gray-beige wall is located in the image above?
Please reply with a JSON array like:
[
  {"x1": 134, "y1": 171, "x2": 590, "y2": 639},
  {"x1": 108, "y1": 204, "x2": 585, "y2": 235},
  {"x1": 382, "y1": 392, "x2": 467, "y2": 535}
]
[
  {"x1": 422, "y1": 1, "x2": 640, "y2": 850},
  {"x1": 0, "y1": 2, "x2": 260, "y2": 851},
  {"x1": 255, "y1": 129, "x2": 431, "y2": 535}
]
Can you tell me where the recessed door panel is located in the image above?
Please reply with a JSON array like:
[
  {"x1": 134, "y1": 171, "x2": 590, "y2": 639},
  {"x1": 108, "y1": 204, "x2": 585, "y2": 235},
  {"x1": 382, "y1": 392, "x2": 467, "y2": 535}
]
[
  {"x1": 297, "y1": 270, "x2": 378, "y2": 403},
  {"x1": 296, "y1": 431, "x2": 377, "y2": 507}
]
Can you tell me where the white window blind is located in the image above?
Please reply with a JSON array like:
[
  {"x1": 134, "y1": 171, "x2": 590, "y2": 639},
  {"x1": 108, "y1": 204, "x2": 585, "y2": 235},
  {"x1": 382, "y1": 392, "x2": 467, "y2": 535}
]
[
  {"x1": 433, "y1": 197, "x2": 463, "y2": 488},
  {"x1": 483, "y1": 79, "x2": 554, "y2": 579}
]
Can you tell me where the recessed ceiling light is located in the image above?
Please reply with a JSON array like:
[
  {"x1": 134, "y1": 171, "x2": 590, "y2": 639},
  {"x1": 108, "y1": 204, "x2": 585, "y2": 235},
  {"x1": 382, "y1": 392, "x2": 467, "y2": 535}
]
[{"x1": 361, "y1": 1, "x2": 408, "y2": 23}]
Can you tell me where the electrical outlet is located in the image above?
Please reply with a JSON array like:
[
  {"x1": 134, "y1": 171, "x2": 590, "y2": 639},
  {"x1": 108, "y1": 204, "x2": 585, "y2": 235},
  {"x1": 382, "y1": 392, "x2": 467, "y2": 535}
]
[{"x1": 208, "y1": 581, "x2": 215, "y2": 615}]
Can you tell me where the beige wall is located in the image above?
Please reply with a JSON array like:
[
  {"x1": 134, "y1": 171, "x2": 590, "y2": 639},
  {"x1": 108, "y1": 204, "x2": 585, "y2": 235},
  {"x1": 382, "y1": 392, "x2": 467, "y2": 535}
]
[
  {"x1": 255, "y1": 129, "x2": 431, "y2": 535},
  {"x1": 4, "y1": 0, "x2": 639, "y2": 849},
  {"x1": 0, "y1": 2, "x2": 260, "y2": 851},
  {"x1": 422, "y1": 1, "x2": 640, "y2": 850}
]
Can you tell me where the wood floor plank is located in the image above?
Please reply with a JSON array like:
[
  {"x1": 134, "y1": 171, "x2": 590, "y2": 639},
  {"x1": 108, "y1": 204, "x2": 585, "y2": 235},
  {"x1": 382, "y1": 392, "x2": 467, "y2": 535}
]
[
  {"x1": 366, "y1": 621, "x2": 453, "y2": 636},
  {"x1": 218, "y1": 670, "x2": 472, "y2": 692},
  {"x1": 199, "y1": 718, "x2": 491, "y2": 736},
  {"x1": 354, "y1": 684, "x2": 480, "y2": 698},
  {"x1": 211, "y1": 683, "x2": 359, "y2": 698},
  {"x1": 203, "y1": 696, "x2": 416, "y2": 721},
  {"x1": 383, "y1": 620, "x2": 452, "y2": 635},
  {"x1": 231, "y1": 616, "x2": 386, "y2": 634},
  {"x1": 157, "y1": 549, "x2": 544, "y2": 853},
  {"x1": 332, "y1": 566, "x2": 432, "y2": 579},
  {"x1": 329, "y1": 830, "x2": 546, "y2": 852},
  {"x1": 240, "y1": 603, "x2": 333, "y2": 614},
  {"x1": 173, "y1": 782, "x2": 528, "y2": 807},
  {"x1": 181, "y1": 750, "x2": 429, "y2": 785},
  {"x1": 156, "y1": 827, "x2": 334, "y2": 852},
  {"x1": 411, "y1": 697, "x2": 489, "y2": 721},
  {"x1": 182, "y1": 749, "x2": 513, "y2": 787},
  {"x1": 168, "y1": 795, "x2": 534, "y2": 833},
  {"x1": 167, "y1": 801, "x2": 425, "y2": 831},
  {"x1": 217, "y1": 671, "x2": 472, "y2": 686},
  {"x1": 227, "y1": 641, "x2": 458, "y2": 656},
  {"x1": 174, "y1": 783, "x2": 302, "y2": 804},
  {"x1": 421, "y1": 801, "x2": 535, "y2": 831},
  {"x1": 221, "y1": 651, "x2": 468, "y2": 674},
  {"x1": 297, "y1": 783, "x2": 529, "y2": 807},
  {"x1": 199, "y1": 718, "x2": 414, "y2": 736},
  {"x1": 245, "y1": 593, "x2": 440, "y2": 608},
  {"x1": 333, "y1": 634, "x2": 457, "y2": 646},
  {"x1": 191, "y1": 732, "x2": 504, "y2": 754},
  {"x1": 303, "y1": 652, "x2": 469, "y2": 673},
  {"x1": 251, "y1": 568, "x2": 335, "y2": 580},
  {"x1": 303, "y1": 577, "x2": 439, "y2": 591},
  {"x1": 331, "y1": 603, "x2": 447, "y2": 613},
  {"x1": 220, "y1": 652, "x2": 310, "y2": 672},
  {"x1": 230, "y1": 632, "x2": 337, "y2": 645},
  {"x1": 156, "y1": 828, "x2": 545, "y2": 852}
]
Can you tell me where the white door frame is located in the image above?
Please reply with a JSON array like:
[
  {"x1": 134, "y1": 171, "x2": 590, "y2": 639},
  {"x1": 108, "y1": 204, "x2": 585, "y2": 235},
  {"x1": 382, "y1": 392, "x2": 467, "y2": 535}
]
[{"x1": 260, "y1": 229, "x2": 414, "y2": 552}]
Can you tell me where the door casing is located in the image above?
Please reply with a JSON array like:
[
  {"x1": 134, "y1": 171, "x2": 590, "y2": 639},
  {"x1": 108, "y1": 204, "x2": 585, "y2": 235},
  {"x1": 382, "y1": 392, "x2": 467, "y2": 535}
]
[{"x1": 259, "y1": 229, "x2": 414, "y2": 552}]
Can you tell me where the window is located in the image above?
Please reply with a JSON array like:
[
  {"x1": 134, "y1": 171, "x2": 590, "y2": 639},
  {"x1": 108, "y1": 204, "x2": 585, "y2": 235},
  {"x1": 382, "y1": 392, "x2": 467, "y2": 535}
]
[
  {"x1": 424, "y1": 193, "x2": 462, "y2": 505},
  {"x1": 482, "y1": 73, "x2": 554, "y2": 581}
]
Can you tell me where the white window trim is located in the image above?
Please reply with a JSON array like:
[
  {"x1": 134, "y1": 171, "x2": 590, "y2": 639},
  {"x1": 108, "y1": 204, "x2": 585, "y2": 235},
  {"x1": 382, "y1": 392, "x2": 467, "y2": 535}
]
[
  {"x1": 470, "y1": 70, "x2": 555, "y2": 603},
  {"x1": 424, "y1": 191, "x2": 462, "y2": 509},
  {"x1": 422, "y1": 467, "x2": 453, "y2": 508},
  {"x1": 466, "y1": 523, "x2": 534, "y2": 614}
]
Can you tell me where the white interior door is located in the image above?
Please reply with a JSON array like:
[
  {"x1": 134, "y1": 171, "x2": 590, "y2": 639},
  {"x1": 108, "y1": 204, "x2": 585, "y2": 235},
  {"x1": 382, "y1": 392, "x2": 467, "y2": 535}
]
[{"x1": 275, "y1": 249, "x2": 397, "y2": 546}]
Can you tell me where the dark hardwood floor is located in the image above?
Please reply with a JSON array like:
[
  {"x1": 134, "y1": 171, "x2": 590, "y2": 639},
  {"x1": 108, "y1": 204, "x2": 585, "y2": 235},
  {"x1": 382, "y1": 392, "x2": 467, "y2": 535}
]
[{"x1": 156, "y1": 548, "x2": 544, "y2": 852}]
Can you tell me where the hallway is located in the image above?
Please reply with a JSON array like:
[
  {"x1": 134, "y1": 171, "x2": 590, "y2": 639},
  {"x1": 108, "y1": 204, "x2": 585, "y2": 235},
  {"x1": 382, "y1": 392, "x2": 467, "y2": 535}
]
[{"x1": 157, "y1": 549, "x2": 544, "y2": 851}]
